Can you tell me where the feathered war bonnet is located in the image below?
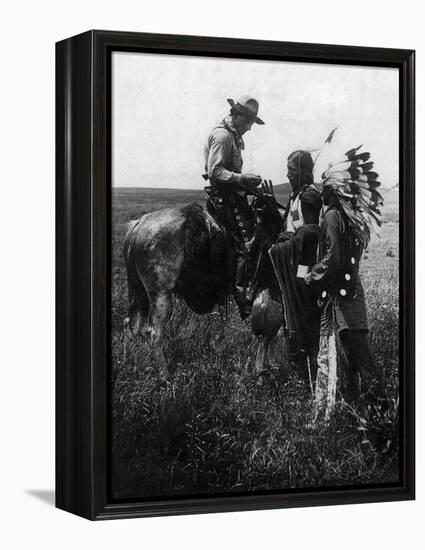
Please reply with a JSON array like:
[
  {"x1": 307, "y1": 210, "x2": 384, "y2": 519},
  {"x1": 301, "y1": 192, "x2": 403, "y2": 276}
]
[{"x1": 321, "y1": 145, "x2": 384, "y2": 248}]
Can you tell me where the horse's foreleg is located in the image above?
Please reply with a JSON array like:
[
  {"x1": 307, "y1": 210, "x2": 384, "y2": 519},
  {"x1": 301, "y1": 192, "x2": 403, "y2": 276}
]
[
  {"x1": 255, "y1": 334, "x2": 280, "y2": 375},
  {"x1": 263, "y1": 337, "x2": 273, "y2": 369},
  {"x1": 255, "y1": 337, "x2": 267, "y2": 375},
  {"x1": 267, "y1": 334, "x2": 279, "y2": 368},
  {"x1": 150, "y1": 292, "x2": 171, "y2": 380}
]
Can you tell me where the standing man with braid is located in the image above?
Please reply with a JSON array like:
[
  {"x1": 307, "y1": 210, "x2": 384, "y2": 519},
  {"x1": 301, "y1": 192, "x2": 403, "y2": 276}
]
[
  {"x1": 271, "y1": 150, "x2": 322, "y2": 385},
  {"x1": 280, "y1": 150, "x2": 322, "y2": 237}
]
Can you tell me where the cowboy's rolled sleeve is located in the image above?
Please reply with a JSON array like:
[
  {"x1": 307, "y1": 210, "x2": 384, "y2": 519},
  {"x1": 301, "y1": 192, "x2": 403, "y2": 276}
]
[{"x1": 207, "y1": 130, "x2": 243, "y2": 184}]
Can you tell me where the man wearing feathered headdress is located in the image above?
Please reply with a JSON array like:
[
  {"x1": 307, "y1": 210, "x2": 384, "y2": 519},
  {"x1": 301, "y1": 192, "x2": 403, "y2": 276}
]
[{"x1": 305, "y1": 146, "x2": 384, "y2": 421}]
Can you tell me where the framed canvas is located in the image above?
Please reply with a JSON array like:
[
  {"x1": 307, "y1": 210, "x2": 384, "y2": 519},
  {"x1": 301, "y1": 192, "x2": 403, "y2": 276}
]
[{"x1": 56, "y1": 30, "x2": 415, "y2": 520}]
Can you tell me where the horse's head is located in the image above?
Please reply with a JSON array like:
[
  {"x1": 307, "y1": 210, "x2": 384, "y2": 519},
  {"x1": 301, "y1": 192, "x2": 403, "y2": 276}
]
[{"x1": 251, "y1": 180, "x2": 285, "y2": 247}]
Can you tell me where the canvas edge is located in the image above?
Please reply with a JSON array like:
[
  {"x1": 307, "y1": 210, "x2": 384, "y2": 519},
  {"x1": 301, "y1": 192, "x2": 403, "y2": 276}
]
[{"x1": 55, "y1": 29, "x2": 415, "y2": 521}]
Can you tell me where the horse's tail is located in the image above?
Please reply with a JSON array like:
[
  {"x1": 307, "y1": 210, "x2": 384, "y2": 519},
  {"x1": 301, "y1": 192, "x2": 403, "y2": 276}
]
[{"x1": 123, "y1": 222, "x2": 151, "y2": 355}]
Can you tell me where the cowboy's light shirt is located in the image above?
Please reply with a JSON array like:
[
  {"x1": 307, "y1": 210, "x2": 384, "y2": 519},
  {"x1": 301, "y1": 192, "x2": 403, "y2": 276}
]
[{"x1": 204, "y1": 116, "x2": 244, "y2": 185}]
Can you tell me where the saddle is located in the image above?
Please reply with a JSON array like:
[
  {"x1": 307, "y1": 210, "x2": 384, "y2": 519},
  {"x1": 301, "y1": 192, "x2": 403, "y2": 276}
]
[{"x1": 204, "y1": 186, "x2": 267, "y2": 319}]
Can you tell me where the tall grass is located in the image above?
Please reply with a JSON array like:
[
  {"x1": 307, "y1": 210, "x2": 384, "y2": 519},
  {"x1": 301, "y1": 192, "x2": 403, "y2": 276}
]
[
  {"x1": 111, "y1": 273, "x2": 399, "y2": 499},
  {"x1": 111, "y1": 188, "x2": 400, "y2": 500}
]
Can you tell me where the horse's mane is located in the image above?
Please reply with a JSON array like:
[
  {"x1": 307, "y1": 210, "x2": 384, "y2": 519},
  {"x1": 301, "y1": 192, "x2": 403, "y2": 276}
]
[
  {"x1": 177, "y1": 196, "x2": 284, "y2": 316},
  {"x1": 177, "y1": 203, "x2": 227, "y2": 314}
]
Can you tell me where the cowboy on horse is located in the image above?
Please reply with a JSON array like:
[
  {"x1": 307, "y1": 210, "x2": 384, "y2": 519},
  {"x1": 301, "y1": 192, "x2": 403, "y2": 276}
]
[{"x1": 202, "y1": 96, "x2": 265, "y2": 319}]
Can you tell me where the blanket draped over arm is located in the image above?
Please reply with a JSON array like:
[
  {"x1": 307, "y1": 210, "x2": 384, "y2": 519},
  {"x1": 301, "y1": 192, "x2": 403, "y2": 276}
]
[{"x1": 269, "y1": 224, "x2": 320, "y2": 356}]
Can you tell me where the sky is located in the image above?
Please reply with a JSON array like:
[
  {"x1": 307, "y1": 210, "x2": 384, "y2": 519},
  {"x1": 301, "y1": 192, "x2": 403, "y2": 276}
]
[{"x1": 112, "y1": 51, "x2": 399, "y2": 189}]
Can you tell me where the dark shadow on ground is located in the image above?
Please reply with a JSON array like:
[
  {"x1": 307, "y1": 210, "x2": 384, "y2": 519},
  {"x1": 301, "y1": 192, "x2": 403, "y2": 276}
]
[{"x1": 26, "y1": 489, "x2": 55, "y2": 507}]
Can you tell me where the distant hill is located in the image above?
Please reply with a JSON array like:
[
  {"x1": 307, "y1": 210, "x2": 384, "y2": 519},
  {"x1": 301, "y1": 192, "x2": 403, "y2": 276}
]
[
  {"x1": 112, "y1": 182, "x2": 397, "y2": 228},
  {"x1": 112, "y1": 183, "x2": 293, "y2": 212}
]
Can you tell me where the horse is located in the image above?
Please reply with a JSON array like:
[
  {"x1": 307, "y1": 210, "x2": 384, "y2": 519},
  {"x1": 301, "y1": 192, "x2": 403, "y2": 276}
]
[{"x1": 123, "y1": 185, "x2": 284, "y2": 380}]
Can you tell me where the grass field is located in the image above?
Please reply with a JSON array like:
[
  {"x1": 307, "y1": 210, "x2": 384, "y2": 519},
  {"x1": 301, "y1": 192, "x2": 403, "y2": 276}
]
[{"x1": 111, "y1": 185, "x2": 400, "y2": 500}]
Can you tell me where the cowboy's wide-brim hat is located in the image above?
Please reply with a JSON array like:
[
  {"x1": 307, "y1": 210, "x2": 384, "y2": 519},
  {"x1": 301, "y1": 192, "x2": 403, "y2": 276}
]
[{"x1": 227, "y1": 96, "x2": 264, "y2": 125}]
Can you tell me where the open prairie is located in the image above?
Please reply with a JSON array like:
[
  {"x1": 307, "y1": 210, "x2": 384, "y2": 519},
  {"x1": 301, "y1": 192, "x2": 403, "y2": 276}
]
[{"x1": 111, "y1": 185, "x2": 400, "y2": 499}]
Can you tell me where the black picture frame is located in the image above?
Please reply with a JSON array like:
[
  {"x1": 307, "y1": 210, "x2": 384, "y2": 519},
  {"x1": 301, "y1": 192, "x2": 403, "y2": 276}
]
[{"x1": 56, "y1": 29, "x2": 415, "y2": 520}]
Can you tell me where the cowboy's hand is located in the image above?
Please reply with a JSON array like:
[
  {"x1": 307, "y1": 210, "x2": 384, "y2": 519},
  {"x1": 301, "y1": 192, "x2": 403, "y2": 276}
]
[
  {"x1": 242, "y1": 173, "x2": 262, "y2": 187},
  {"x1": 261, "y1": 179, "x2": 273, "y2": 195}
]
